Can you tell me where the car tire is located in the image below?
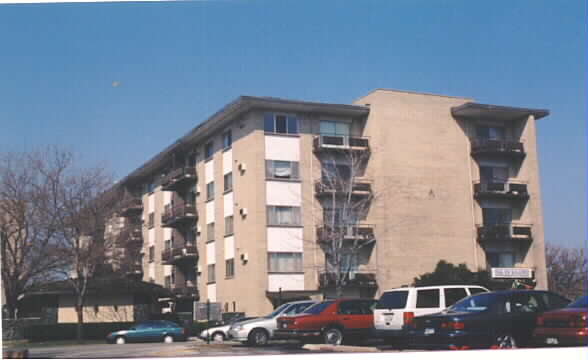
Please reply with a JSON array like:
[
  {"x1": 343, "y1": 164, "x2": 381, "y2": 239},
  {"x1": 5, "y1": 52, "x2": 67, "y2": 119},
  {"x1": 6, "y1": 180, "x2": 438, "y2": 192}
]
[
  {"x1": 248, "y1": 329, "x2": 269, "y2": 346},
  {"x1": 115, "y1": 336, "x2": 126, "y2": 345},
  {"x1": 212, "y1": 332, "x2": 225, "y2": 342},
  {"x1": 163, "y1": 335, "x2": 174, "y2": 344},
  {"x1": 494, "y1": 334, "x2": 517, "y2": 349},
  {"x1": 323, "y1": 327, "x2": 344, "y2": 346}
]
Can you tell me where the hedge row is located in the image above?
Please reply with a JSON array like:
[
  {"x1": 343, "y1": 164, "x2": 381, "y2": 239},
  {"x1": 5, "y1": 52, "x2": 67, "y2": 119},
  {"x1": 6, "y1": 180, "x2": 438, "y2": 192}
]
[{"x1": 23, "y1": 322, "x2": 134, "y2": 342}]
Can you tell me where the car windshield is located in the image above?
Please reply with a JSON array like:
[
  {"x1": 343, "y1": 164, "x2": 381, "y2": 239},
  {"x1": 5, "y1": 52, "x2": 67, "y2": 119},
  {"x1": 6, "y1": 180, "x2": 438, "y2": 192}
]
[
  {"x1": 303, "y1": 301, "x2": 334, "y2": 315},
  {"x1": 568, "y1": 296, "x2": 588, "y2": 309},
  {"x1": 449, "y1": 293, "x2": 499, "y2": 313},
  {"x1": 265, "y1": 303, "x2": 291, "y2": 318}
]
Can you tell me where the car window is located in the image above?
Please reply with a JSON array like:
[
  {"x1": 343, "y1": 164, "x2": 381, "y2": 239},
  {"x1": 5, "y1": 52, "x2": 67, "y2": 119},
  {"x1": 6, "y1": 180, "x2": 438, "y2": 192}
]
[
  {"x1": 135, "y1": 323, "x2": 149, "y2": 329},
  {"x1": 303, "y1": 301, "x2": 334, "y2": 315},
  {"x1": 567, "y1": 296, "x2": 588, "y2": 309},
  {"x1": 450, "y1": 292, "x2": 500, "y2": 313},
  {"x1": 359, "y1": 300, "x2": 377, "y2": 314},
  {"x1": 283, "y1": 302, "x2": 314, "y2": 316},
  {"x1": 266, "y1": 303, "x2": 291, "y2": 318},
  {"x1": 376, "y1": 291, "x2": 408, "y2": 310},
  {"x1": 540, "y1": 293, "x2": 571, "y2": 310},
  {"x1": 469, "y1": 287, "x2": 487, "y2": 295},
  {"x1": 444, "y1": 288, "x2": 468, "y2": 307},
  {"x1": 416, "y1": 289, "x2": 440, "y2": 308},
  {"x1": 510, "y1": 293, "x2": 541, "y2": 313},
  {"x1": 338, "y1": 300, "x2": 363, "y2": 315}
]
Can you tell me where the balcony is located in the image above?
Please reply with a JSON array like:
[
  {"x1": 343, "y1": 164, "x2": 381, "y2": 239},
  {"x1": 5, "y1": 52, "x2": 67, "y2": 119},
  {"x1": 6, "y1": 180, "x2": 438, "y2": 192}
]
[
  {"x1": 315, "y1": 179, "x2": 372, "y2": 198},
  {"x1": 162, "y1": 244, "x2": 198, "y2": 265},
  {"x1": 118, "y1": 222, "x2": 143, "y2": 247},
  {"x1": 316, "y1": 224, "x2": 375, "y2": 245},
  {"x1": 318, "y1": 271, "x2": 377, "y2": 289},
  {"x1": 473, "y1": 182, "x2": 529, "y2": 201},
  {"x1": 119, "y1": 198, "x2": 143, "y2": 217},
  {"x1": 470, "y1": 139, "x2": 526, "y2": 159},
  {"x1": 126, "y1": 261, "x2": 143, "y2": 277},
  {"x1": 169, "y1": 283, "x2": 199, "y2": 299},
  {"x1": 313, "y1": 135, "x2": 370, "y2": 153},
  {"x1": 161, "y1": 203, "x2": 197, "y2": 228},
  {"x1": 477, "y1": 224, "x2": 533, "y2": 243},
  {"x1": 161, "y1": 167, "x2": 197, "y2": 192}
]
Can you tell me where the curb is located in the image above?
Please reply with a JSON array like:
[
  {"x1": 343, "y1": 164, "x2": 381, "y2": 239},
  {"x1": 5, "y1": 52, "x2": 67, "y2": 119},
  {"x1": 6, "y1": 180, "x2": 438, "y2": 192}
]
[{"x1": 302, "y1": 344, "x2": 380, "y2": 353}]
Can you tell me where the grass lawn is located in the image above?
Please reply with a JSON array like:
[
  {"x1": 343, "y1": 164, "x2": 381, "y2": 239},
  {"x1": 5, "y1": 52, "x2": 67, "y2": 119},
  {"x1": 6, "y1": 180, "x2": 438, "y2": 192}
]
[{"x1": 3, "y1": 339, "x2": 104, "y2": 349}]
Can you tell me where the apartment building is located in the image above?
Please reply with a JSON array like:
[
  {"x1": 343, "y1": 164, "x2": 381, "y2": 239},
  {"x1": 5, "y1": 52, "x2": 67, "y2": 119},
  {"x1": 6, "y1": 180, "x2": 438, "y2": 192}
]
[{"x1": 108, "y1": 88, "x2": 549, "y2": 317}]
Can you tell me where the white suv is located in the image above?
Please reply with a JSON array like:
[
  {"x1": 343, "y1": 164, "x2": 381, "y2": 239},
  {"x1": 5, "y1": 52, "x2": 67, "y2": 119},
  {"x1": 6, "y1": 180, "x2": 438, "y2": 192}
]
[{"x1": 373, "y1": 285, "x2": 488, "y2": 342}]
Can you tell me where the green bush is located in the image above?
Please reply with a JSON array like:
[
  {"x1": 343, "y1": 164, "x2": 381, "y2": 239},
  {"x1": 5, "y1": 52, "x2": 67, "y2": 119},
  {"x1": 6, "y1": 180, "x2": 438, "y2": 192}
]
[{"x1": 24, "y1": 322, "x2": 134, "y2": 342}]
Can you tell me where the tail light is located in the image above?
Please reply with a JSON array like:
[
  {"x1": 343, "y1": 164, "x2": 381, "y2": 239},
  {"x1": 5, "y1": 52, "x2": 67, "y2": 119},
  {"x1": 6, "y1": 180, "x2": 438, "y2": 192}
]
[
  {"x1": 403, "y1": 312, "x2": 415, "y2": 327},
  {"x1": 571, "y1": 313, "x2": 587, "y2": 328},
  {"x1": 536, "y1": 316, "x2": 544, "y2": 326},
  {"x1": 182, "y1": 328, "x2": 187, "y2": 335},
  {"x1": 441, "y1": 321, "x2": 465, "y2": 330}
]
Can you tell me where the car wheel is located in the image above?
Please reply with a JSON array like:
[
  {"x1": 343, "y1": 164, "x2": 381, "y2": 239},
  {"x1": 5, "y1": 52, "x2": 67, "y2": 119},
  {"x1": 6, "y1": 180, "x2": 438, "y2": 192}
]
[
  {"x1": 163, "y1": 335, "x2": 174, "y2": 344},
  {"x1": 323, "y1": 327, "x2": 344, "y2": 346},
  {"x1": 212, "y1": 332, "x2": 225, "y2": 342},
  {"x1": 115, "y1": 336, "x2": 126, "y2": 345},
  {"x1": 494, "y1": 334, "x2": 517, "y2": 349},
  {"x1": 248, "y1": 329, "x2": 269, "y2": 346}
]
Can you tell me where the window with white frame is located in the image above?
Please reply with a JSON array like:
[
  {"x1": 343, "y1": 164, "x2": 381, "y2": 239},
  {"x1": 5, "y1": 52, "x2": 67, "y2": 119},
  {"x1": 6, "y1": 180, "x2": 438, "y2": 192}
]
[
  {"x1": 206, "y1": 182, "x2": 215, "y2": 201},
  {"x1": 320, "y1": 120, "x2": 350, "y2": 136},
  {"x1": 225, "y1": 258, "x2": 235, "y2": 278},
  {"x1": 148, "y1": 246, "x2": 154, "y2": 262},
  {"x1": 267, "y1": 206, "x2": 301, "y2": 226},
  {"x1": 264, "y1": 113, "x2": 298, "y2": 134},
  {"x1": 268, "y1": 252, "x2": 303, "y2": 273},
  {"x1": 207, "y1": 222, "x2": 215, "y2": 242},
  {"x1": 207, "y1": 264, "x2": 216, "y2": 283},
  {"x1": 225, "y1": 215, "x2": 234, "y2": 236},
  {"x1": 224, "y1": 173, "x2": 233, "y2": 192},
  {"x1": 265, "y1": 160, "x2": 299, "y2": 180}
]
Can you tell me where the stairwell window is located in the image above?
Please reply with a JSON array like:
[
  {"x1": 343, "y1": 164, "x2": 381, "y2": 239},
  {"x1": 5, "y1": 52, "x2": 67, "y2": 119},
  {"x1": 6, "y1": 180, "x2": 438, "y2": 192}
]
[
  {"x1": 268, "y1": 252, "x2": 303, "y2": 273},
  {"x1": 482, "y1": 208, "x2": 512, "y2": 225},
  {"x1": 265, "y1": 160, "x2": 299, "y2": 180},
  {"x1": 267, "y1": 206, "x2": 301, "y2": 226},
  {"x1": 476, "y1": 125, "x2": 505, "y2": 140},
  {"x1": 264, "y1": 113, "x2": 298, "y2": 135}
]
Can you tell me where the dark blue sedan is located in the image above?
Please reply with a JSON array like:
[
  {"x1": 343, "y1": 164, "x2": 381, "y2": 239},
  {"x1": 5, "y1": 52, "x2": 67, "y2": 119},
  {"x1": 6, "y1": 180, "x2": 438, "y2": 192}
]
[
  {"x1": 106, "y1": 320, "x2": 187, "y2": 344},
  {"x1": 405, "y1": 290, "x2": 570, "y2": 349}
]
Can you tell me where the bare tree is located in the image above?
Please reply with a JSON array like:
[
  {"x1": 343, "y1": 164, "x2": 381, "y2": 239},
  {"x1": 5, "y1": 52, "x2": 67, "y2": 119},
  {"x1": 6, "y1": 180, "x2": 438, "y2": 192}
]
[
  {"x1": 314, "y1": 144, "x2": 376, "y2": 298},
  {"x1": 545, "y1": 243, "x2": 587, "y2": 300},
  {"x1": 0, "y1": 150, "x2": 67, "y2": 318}
]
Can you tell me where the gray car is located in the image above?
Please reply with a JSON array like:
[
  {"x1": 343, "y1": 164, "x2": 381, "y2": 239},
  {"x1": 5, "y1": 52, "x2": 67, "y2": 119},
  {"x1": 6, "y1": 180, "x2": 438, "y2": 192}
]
[{"x1": 227, "y1": 300, "x2": 316, "y2": 346}]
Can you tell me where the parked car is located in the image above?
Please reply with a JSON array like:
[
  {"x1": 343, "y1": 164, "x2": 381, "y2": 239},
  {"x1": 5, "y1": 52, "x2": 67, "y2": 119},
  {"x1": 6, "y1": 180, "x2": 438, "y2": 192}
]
[
  {"x1": 274, "y1": 298, "x2": 378, "y2": 345},
  {"x1": 373, "y1": 285, "x2": 488, "y2": 343},
  {"x1": 405, "y1": 290, "x2": 570, "y2": 349},
  {"x1": 199, "y1": 317, "x2": 257, "y2": 342},
  {"x1": 227, "y1": 300, "x2": 317, "y2": 346},
  {"x1": 533, "y1": 295, "x2": 587, "y2": 347},
  {"x1": 106, "y1": 320, "x2": 188, "y2": 344}
]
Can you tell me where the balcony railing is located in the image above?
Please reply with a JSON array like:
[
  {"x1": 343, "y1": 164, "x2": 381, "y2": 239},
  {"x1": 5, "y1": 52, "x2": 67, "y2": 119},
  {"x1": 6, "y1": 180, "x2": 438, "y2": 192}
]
[
  {"x1": 162, "y1": 244, "x2": 198, "y2": 265},
  {"x1": 313, "y1": 135, "x2": 370, "y2": 153},
  {"x1": 471, "y1": 139, "x2": 526, "y2": 159},
  {"x1": 315, "y1": 179, "x2": 372, "y2": 197},
  {"x1": 473, "y1": 182, "x2": 529, "y2": 201},
  {"x1": 126, "y1": 262, "x2": 143, "y2": 276},
  {"x1": 318, "y1": 271, "x2": 377, "y2": 289},
  {"x1": 161, "y1": 167, "x2": 197, "y2": 191},
  {"x1": 170, "y1": 283, "x2": 199, "y2": 299},
  {"x1": 119, "y1": 198, "x2": 143, "y2": 217},
  {"x1": 161, "y1": 203, "x2": 197, "y2": 228},
  {"x1": 118, "y1": 222, "x2": 143, "y2": 247},
  {"x1": 477, "y1": 224, "x2": 533, "y2": 243},
  {"x1": 316, "y1": 224, "x2": 375, "y2": 245}
]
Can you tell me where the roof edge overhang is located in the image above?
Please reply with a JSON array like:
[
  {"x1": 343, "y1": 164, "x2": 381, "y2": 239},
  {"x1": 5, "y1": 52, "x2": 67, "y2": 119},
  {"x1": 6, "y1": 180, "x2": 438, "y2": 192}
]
[
  {"x1": 451, "y1": 102, "x2": 550, "y2": 121},
  {"x1": 119, "y1": 96, "x2": 369, "y2": 187}
]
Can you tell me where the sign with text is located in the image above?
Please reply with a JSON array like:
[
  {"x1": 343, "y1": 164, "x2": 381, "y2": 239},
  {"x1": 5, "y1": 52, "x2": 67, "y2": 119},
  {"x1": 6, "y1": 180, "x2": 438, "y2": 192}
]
[{"x1": 491, "y1": 267, "x2": 533, "y2": 279}]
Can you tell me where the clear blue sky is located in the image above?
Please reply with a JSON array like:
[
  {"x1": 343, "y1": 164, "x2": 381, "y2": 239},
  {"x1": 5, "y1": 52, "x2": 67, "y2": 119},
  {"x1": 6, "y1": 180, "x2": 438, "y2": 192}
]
[{"x1": 0, "y1": 0, "x2": 585, "y2": 249}]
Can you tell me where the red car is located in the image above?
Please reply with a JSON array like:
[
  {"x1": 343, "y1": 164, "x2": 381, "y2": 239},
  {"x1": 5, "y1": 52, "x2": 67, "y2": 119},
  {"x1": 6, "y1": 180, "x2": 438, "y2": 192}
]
[
  {"x1": 533, "y1": 296, "x2": 587, "y2": 347},
  {"x1": 274, "y1": 298, "x2": 377, "y2": 345}
]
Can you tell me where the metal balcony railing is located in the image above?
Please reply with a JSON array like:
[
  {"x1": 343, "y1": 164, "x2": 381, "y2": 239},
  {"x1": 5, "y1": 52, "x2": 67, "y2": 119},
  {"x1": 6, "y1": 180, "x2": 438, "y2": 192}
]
[
  {"x1": 316, "y1": 224, "x2": 375, "y2": 244},
  {"x1": 477, "y1": 224, "x2": 533, "y2": 243},
  {"x1": 473, "y1": 182, "x2": 529, "y2": 201},
  {"x1": 318, "y1": 271, "x2": 377, "y2": 289},
  {"x1": 162, "y1": 243, "x2": 198, "y2": 265},
  {"x1": 313, "y1": 135, "x2": 370, "y2": 152},
  {"x1": 161, "y1": 203, "x2": 197, "y2": 227},
  {"x1": 119, "y1": 197, "x2": 143, "y2": 217},
  {"x1": 315, "y1": 179, "x2": 372, "y2": 197},
  {"x1": 471, "y1": 139, "x2": 526, "y2": 158},
  {"x1": 161, "y1": 167, "x2": 197, "y2": 191}
]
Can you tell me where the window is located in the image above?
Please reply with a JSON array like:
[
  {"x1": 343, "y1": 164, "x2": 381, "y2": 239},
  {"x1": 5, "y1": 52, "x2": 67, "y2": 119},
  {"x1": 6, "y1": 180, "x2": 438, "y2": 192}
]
[
  {"x1": 149, "y1": 246, "x2": 154, "y2": 262},
  {"x1": 486, "y1": 252, "x2": 515, "y2": 268},
  {"x1": 223, "y1": 131, "x2": 232, "y2": 150},
  {"x1": 267, "y1": 206, "x2": 301, "y2": 226},
  {"x1": 148, "y1": 212, "x2": 155, "y2": 228},
  {"x1": 444, "y1": 288, "x2": 468, "y2": 307},
  {"x1": 207, "y1": 223, "x2": 215, "y2": 242},
  {"x1": 476, "y1": 125, "x2": 505, "y2": 140},
  {"x1": 225, "y1": 258, "x2": 235, "y2": 278},
  {"x1": 323, "y1": 208, "x2": 361, "y2": 225},
  {"x1": 416, "y1": 289, "x2": 440, "y2": 308},
  {"x1": 321, "y1": 162, "x2": 351, "y2": 181},
  {"x1": 264, "y1": 113, "x2": 298, "y2": 134},
  {"x1": 320, "y1": 120, "x2": 350, "y2": 136},
  {"x1": 376, "y1": 291, "x2": 409, "y2": 310},
  {"x1": 164, "y1": 275, "x2": 172, "y2": 289},
  {"x1": 267, "y1": 252, "x2": 303, "y2": 272},
  {"x1": 225, "y1": 215, "x2": 234, "y2": 236},
  {"x1": 338, "y1": 300, "x2": 363, "y2": 315},
  {"x1": 206, "y1": 182, "x2": 215, "y2": 201},
  {"x1": 479, "y1": 166, "x2": 509, "y2": 183},
  {"x1": 224, "y1": 173, "x2": 233, "y2": 192},
  {"x1": 482, "y1": 208, "x2": 512, "y2": 225},
  {"x1": 469, "y1": 287, "x2": 488, "y2": 295},
  {"x1": 540, "y1": 293, "x2": 571, "y2": 311},
  {"x1": 207, "y1": 264, "x2": 216, "y2": 283},
  {"x1": 265, "y1": 160, "x2": 299, "y2": 180},
  {"x1": 283, "y1": 302, "x2": 314, "y2": 316},
  {"x1": 205, "y1": 142, "x2": 214, "y2": 160},
  {"x1": 164, "y1": 239, "x2": 172, "y2": 251}
]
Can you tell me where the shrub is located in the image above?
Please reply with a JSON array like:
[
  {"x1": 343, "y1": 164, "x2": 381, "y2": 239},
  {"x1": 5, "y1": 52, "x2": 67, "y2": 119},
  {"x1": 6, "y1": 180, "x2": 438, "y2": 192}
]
[{"x1": 24, "y1": 322, "x2": 134, "y2": 342}]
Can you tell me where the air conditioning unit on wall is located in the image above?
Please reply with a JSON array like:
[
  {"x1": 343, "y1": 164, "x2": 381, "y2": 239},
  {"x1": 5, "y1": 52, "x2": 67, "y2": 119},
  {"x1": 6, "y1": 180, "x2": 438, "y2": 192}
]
[
  {"x1": 239, "y1": 207, "x2": 248, "y2": 217},
  {"x1": 238, "y1": 162, "x2": 247, "y2": 173}
]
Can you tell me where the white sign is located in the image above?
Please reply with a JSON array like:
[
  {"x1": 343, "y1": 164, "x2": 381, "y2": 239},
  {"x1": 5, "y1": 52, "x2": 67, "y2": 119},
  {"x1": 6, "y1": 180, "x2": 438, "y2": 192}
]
[{"x1": 491, "y1": 267, "x2": 533, "y2": 279}]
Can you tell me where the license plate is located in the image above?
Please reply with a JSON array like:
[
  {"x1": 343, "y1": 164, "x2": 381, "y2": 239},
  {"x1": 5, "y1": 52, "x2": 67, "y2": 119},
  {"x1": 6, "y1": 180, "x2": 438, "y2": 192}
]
[
  {"x1": 424, "y1": 328, "x2": 435, "y2": 335},
  {"x1": 282, "y1": 323, "x2": 287, "y2": 329},
  {"x1": 546, "y1": 337, "x2": 559, "y2": 345},
  {"x1": 385, "y1": 315, "x2": 394, "y2": 322}
]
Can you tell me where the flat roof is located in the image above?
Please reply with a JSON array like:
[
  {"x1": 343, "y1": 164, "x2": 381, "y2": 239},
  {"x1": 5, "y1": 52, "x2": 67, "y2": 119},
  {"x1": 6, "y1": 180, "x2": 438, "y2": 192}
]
[
  {"x1": 118, "y1": 96, "x2": 369, "y2": 187},
  {"x1": 451, "y1": 102, "x2": 550, "y2": 121}
]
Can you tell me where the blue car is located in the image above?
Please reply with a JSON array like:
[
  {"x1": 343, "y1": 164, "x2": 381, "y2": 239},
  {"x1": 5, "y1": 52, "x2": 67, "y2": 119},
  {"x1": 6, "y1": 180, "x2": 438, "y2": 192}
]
[{"x1": 106, "y1": 320, "x2": 187, "y2": 344}]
